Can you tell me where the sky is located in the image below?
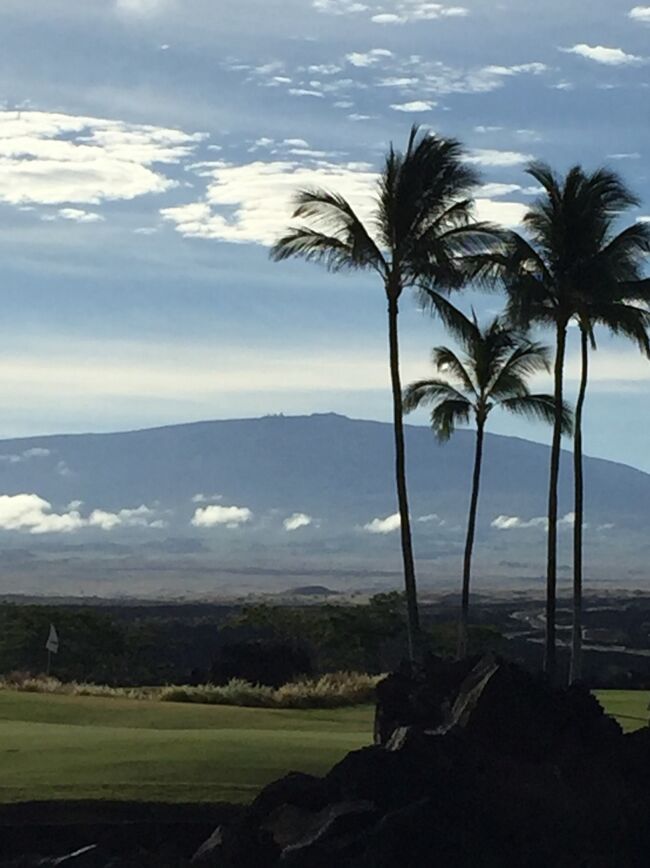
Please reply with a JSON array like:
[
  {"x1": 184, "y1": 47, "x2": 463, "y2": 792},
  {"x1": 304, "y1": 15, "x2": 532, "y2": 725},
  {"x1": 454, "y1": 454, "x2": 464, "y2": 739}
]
[{"x1": 1, "y1": 0, "x2": 650, "y2": 471}]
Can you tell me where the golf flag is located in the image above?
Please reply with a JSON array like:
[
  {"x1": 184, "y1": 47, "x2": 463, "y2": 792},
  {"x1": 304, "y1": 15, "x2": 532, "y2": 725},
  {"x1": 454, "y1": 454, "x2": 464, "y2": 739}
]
[{"x1": 45, "y1": 623, "x2": 59, "y2": 655}]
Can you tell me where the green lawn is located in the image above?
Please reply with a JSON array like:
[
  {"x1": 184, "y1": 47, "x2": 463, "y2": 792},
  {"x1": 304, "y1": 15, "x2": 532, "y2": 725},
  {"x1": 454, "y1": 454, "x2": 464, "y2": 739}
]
[{"x1": 0, "y1": 689, "x2": 646, "y2": 804}]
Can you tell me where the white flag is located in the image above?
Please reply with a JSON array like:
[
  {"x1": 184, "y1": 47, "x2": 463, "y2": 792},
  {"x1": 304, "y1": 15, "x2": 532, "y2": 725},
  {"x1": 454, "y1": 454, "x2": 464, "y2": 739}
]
[{"x1": 46, "y1": 623, "x2": 59, "y2": 654}]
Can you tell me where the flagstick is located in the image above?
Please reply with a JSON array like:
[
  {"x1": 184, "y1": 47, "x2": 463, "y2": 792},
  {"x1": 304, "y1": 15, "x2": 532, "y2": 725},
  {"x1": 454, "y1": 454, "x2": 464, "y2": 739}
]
[{"x1": 47, "y1": 648, "x2": 51, "y2": 677}]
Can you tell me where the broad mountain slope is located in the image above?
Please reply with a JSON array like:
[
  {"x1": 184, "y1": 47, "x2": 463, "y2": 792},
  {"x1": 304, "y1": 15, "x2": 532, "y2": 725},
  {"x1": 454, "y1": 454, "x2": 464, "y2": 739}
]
[{"x1": 0, "y1": 413, "x2": 646, "y2": 595}]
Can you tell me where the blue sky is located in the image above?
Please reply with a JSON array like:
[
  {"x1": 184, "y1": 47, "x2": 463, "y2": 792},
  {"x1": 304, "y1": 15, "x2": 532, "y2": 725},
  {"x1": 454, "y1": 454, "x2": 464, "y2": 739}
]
[{"x1": 1, "y1": 0, "x2": 650, "y2": 470}]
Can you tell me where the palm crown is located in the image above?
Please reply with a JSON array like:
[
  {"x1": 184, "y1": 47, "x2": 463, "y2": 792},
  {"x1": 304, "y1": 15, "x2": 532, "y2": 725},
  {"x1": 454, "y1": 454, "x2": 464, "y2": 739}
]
[
  {"x1": 271, "y1": 125, "x2": 494, "y2": 316},
  {"x1": 404, "y1": 314, "x2": 572, "y2": 438},
  {"x1": 468, "y1": 162, "x2": 650, "y2": 328}
]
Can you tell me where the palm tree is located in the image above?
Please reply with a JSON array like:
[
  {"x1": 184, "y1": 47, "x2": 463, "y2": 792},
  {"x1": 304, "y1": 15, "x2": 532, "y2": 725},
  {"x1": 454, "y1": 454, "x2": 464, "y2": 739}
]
[
  {"x1": 404, "y1": 314, "x2": 571, "y2": 656},
  {"x1": 569, "y1": 282, "x2": 650, "y2": 684},
  {"x1": 271, "y1": 127, "x2": 492, "y2": 660},
  {"x1": 466, "y1": 163, "x2": 650, "y2": 682}
]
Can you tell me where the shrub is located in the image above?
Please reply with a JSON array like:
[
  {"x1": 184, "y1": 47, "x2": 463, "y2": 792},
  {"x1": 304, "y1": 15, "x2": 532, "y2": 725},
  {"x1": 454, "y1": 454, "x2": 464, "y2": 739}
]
[{"x1": 160, "y1": 672, "x2": 379, "y2": 709}]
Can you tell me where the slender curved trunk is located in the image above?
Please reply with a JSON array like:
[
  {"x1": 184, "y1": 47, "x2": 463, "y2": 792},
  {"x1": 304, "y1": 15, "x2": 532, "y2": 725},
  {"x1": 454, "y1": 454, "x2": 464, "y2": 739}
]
[
  {"x1": 458, "y1": 420, "x2": 485, "y2": 659},
  {"x1": 569, "y1": 328, "x2": 589, "y2": 685},
  {"x1": 545, "y1": 319, "x2": 568, "y2": 683},
  {"x1": 387, "y1": 294, "x2": 420, "y2": 661}
]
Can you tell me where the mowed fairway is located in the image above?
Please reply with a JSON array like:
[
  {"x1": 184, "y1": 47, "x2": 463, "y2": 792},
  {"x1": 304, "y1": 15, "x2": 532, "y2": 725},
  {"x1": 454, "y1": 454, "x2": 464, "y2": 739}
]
[
  {"x1": 0, "y1": 690, "x2": 646, "y2": 804},
  {"x1": 0, "y1": 691, "x2": 373, "y2": 804}
]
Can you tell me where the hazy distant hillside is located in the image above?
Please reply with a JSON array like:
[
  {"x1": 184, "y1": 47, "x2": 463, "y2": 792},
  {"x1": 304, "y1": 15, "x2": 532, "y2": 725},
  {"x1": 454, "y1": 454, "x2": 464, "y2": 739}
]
[{"x1": 0, "y1": 413, "x2": 646, "y2": 596}]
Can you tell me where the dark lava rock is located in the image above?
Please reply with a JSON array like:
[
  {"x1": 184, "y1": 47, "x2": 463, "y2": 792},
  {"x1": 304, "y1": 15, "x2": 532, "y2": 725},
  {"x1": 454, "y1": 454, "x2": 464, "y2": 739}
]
[{"x1": 192, "y1": 654, "x2": 650, "y2": 868}]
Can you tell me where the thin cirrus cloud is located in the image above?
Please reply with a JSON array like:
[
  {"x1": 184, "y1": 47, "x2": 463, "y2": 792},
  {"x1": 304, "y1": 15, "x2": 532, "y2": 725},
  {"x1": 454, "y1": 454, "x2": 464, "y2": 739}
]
[
  {"x1": 363, "y1": 513, "x2": 401, "y2": 534},
  {"x1": 0, "y1": 110, "x2": 203, "y2": 212},
  {"x1": 283, "y1": 512, "x2": 313, "y2": 531},
  {"x1": 161, "y1": 156, "x2": 530, "y2": 245},
  {"x1": 561, "y1": 44, "x2": 644, "y2": 65},
  {"x1": 0, "y1": 494, "x2": 164, "y2": 535},
  {"x1": 191, "y1": 504, "x2": 253, "y2": 528}
]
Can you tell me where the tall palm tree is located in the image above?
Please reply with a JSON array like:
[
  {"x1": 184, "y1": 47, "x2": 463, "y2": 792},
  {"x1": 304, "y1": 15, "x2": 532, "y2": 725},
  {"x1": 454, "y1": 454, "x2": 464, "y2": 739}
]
[
  {"x1": 465, "y1": 163, "x2": 648, "y2": 682},
  {"x1": 570, "y1": 279, "x2": 650, "y2": 683},
  {"x1": 404, "y1": 314, "x2": 571, "y2": 656},
  {"x1": 271, "y1": 127, "x2": 492, "y2": 660}
]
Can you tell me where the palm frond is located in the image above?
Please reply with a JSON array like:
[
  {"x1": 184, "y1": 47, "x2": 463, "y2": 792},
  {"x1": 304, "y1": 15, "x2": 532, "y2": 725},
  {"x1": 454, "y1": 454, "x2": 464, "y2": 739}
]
[
  {"x1": 487, "y1": 340, "x2": 551, "y2": 400},
  {"x1": 403, "y1": 378, "x2": 471, "y2": 413},
  {"x1": 499, "y1": 394, "x2": 573, "y2": 434},
  {"x1": 430, "y1": 399, "x2": 473, "y2": 441},
  {"x1": 271, "y1": 188, "x2": 386, "y2": 274},
  {"x1": 431, "y1": 347, "x2": 478, "y2": 395}
]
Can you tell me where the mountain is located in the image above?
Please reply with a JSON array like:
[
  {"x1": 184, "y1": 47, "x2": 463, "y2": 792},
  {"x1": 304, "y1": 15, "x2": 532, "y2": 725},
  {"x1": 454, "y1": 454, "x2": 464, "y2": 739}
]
[{"x1": 0, "y1": 413, "x2": 646, "y2": 597}]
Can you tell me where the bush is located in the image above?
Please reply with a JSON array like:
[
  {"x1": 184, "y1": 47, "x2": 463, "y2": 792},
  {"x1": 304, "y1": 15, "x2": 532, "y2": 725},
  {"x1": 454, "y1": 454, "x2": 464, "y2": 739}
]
[
  {"x1": 160, "y1": 672, "x2": 379, "y2": 709},
  {"x1": 0, "y1": 671, "x2": 379, "y2": 709}
]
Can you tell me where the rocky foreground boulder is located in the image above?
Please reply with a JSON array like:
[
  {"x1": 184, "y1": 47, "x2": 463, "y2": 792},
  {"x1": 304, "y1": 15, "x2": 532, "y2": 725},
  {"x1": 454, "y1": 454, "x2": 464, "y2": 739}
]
[{"x1": 191, "y1": 654, "x2": 650, "y2": 868}]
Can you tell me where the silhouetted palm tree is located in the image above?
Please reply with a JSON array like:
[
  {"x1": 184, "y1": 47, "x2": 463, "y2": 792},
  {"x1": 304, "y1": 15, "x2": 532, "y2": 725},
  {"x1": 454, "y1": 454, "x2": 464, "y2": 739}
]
[
  {"x1": 465, "y1": 163, "x2": 647, "y2": 681},
  {"x1": 271, "y1": 127, "x2": 492, "y2": 660},
  {"x1": 569, "y1": 271, "x2": 650, "y2": 683},
  {"x1": 404, "y1": 314, "x2": 570, "y2": 656}
]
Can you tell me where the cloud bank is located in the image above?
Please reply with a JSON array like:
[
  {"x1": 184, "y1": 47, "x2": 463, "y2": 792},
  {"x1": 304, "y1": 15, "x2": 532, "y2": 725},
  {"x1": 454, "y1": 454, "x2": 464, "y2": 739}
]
[{"x1": 0, "y1": 494, "x2": 163, "y2": 534}]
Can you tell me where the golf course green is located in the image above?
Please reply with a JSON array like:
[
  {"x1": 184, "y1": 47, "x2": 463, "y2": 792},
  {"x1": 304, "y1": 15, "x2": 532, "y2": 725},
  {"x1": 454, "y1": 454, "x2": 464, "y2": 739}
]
[{"x1": 0, "y1": 689, "x2": 646, "y2": 804}]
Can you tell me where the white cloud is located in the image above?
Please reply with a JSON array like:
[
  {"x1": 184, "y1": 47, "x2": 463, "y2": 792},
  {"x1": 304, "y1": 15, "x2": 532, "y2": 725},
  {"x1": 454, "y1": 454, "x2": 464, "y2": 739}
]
[
  {"x1": 629, "y1": 6, "x2": 650, "y2": 22},
  {"x1": 0, "y1": 110, "x2": 203, "y2": 208},
  {"x1": 474, "y1": 198, "x2": 528, "y2": 227},
  {"x1": 390, "y1": 100, "x2": 435, "y2": 111},
  {"x1": 313, "y1": 0, "x2": 368, "y2": 13},
  {"x1": 191, "y1": 504, "x2": 252, "y2": 528},
  {"x1": 417, "y1": 513, "x2": 445, "y2": 525},
  {"x1": 346, "y1": 49, "x2": 393, "y2": 67},
  {"x1": 192, "y1": 492, "x2": 223, "y2": 504},
  {"x1": 163, "y1": 156, "x2": 529, "y2": 244},
  {"x1": 562, "y1": 44, "x2": 644, "y2": 65},
  {"x1": 284, "y1": 512, "x2": 313, "y2": 531},
  {"x1": 371, "y1": 2, "x2": 469, "y2": 24},
  {"x1": 162, "y1": 159, "x2": 379, "y2": 245},
  {"x1": 465, "y1": 149, "x2": 533, "y2": 166},
  {"x1": 481, "y1": 63, "x2": 547, "y2": 76},
  {"x1": 492, "y1": 512, "x2": 575, "y2": 531},
  {"x1": 364, "y1": 512, "x2": 401, "y2": 534},
  {"x1": 288, "y1": 89, "x2": 324, "y2": 98},
  {"x1": 57, "y1": 208, "x2": 105, "y2": 223},
  {"x1": 0, "y1": 494, "x2": 163, "y2": 535},
  {"x1": 607, "y1": 152, "x2": 641, "y2": 160}
]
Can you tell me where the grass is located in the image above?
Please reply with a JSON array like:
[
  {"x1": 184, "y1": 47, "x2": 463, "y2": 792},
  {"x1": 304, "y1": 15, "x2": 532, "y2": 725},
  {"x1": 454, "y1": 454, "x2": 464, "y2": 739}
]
[
  {"x1": 0, "y1": 690, "x2": 373, "y2": 804},
  {"x1": 0, "y1": 689, "x2": 645, "y2": 805}
]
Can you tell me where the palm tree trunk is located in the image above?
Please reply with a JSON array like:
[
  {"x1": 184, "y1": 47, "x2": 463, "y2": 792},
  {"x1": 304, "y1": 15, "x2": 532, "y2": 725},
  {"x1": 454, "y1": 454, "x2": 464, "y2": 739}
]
[
  {"x1": 544, "y1": 319, "x2": 568, "y2": 683},
  {"x1": 387, "y1": 294, "x2": 420, "y2": 661},
  {"x1": 458, "y1": 420, "x2": 485, "y2": 659},
  {"x1": 570, "y1": 327, "x2": 589, "y2": 684}
]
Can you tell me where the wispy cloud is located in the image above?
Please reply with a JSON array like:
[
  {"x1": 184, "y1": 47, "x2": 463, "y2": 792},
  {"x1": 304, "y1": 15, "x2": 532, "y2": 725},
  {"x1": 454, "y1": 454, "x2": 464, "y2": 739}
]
[
  {"x1": 390, "y1": 100, "x2": 435, "y2": 111},
  {"x1": 346, "y1": 49, "x2": 393, "y2": 67},
  {"x1": 0, "y1": 110, "x2": 204, "y2": 212},
  {"x1": 492, "y1": 512, "x2": 575, "y2": 531},
  {"x1": 562, "y1": 44, "x2": 644, "y2": 65}
]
